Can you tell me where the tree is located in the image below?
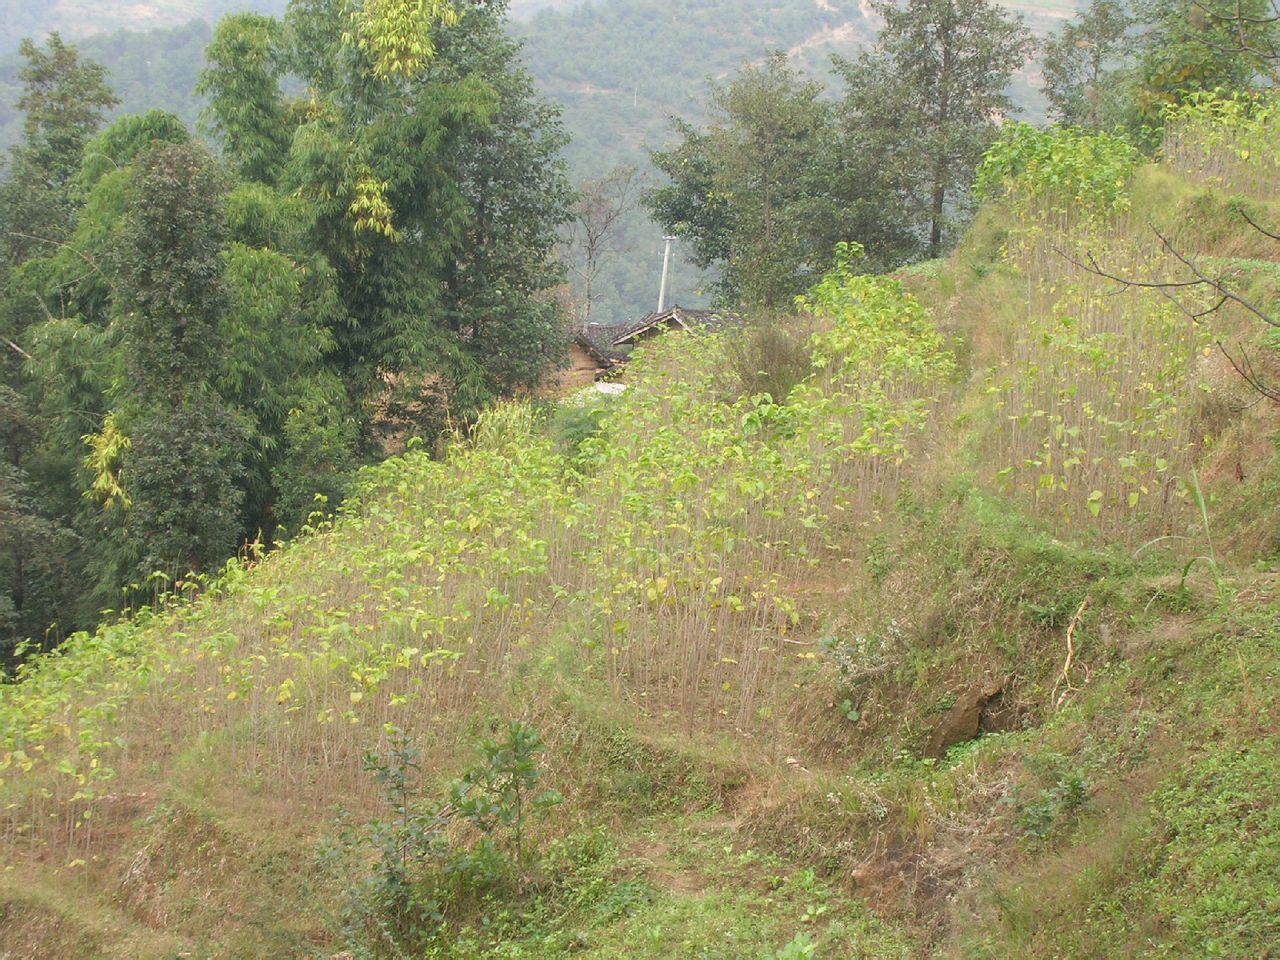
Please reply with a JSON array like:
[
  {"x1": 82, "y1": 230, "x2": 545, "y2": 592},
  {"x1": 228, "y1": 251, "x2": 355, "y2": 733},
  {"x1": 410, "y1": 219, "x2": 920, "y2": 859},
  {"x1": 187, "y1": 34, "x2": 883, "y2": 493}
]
[
  {"x1": 218, "y1": 240, "x2": 357, "y2": 535},
  {"x1": 13, "y1": 33, "x2": 119, "y2": 196},
  {"x1": 564, "y1": 165, "x2": 638, "y2": 324},
  {"x1": 1042, "y1": 0, "x2": 1135, "y2": 128},
  {"x1": 0, "y1": 34, "x2": 118, "y2": 268},
  {"x1": 1129, "y1": 0, "x2": 1280, "y2": 119},
  {"x1": 431, "y1": 0, "x2": 574, "y2": 404},
  {"x1": 649, "y1": 56, "x2": 833, "y2": 309},
  {"x1": 197, "y1": 13, "x2": 293, "y2": 186},
  {"x1": 0, "y1": 0, "x2": 576, "y2": 637},
  {"x1": 0, "y1": 36, "x2": 118, "y2": 650},
  {"x1": 102, "y1": 141, "x2": 249, "y2": 579},
  {"x1": 0, "y1": 385, "x2": 80, "y2": 665},
  {"x1": 112, "y1": 142, "x2": 230, "y2": 399},
  {"x1": 122, "y1": 401, "x2": 248, "y2": 579},
  {"x1": 648, "y1": 55, "x2": 912, "y2": 310},
  {"x1": 283, "y1": 0, "x2": 571, "y2": 435},
  {"x1": 841, "y1": 0, "x2": 1033, "y2": 259}
]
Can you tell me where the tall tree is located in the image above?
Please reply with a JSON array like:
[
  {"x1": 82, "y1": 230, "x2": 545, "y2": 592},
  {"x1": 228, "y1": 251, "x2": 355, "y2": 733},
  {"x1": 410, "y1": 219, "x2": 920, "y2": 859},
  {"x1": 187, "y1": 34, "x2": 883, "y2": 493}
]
[
  {"x1": 1041, "y1": 0, "x2": 1134, "y2": 129},
  {"x1": 650, "y1": 56, "x2": 832, "y2": 310},
  {"x1": 0, "y1": 36, "x2": 117, "y2": 655},
  {"x1": 841, "y1": 0, "x2": 1033, "y2": 258},
  {"x1": 648, "y1": 55, "x2": 913, "y2": 310},
  {"x1": 564, "y1": 165, "x2": 638, "y2": 325},
  {"x1": 0, "y1": 34, "x2": 118, "y2": 267},
  {"x1": 104, "y1": 141, "x2": 248, "y2": 579},
  {"x1": 431, "y1": 0, "x2": 574, "y2": 406},
  {"x1": 197, "y1": 13, "x2": 293, "y2": 186},
  {"x1": 112, "y1": 142, "x2": 229, "y2": 399},
  {"x1": 283, "y1": 0, "x2": 570, "y2": 436},
  {"x1": 0, "y1": 0, "x2": 576, "y2": 645},
  {"x1": 13, "y1": 33, "x2": 119, "y2": 197}
]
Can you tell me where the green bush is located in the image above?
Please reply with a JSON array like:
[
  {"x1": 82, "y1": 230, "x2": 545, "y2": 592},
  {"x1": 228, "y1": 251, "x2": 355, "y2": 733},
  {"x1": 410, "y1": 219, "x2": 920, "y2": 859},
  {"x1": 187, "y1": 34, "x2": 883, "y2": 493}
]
[{"x1": 323, "y1": 721, "x2": 562, "y2": 957}]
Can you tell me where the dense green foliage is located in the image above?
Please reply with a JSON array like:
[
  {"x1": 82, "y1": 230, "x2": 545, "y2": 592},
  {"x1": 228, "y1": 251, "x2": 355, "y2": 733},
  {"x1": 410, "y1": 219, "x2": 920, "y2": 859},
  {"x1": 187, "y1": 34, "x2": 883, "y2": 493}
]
[
  {"x1": 647, "y1": 57, "x2": 916, "y2": 309},
  {"x1": 0, "y1": 4, "x2": 573, "y2": 661},
  {"x1": 2, "y1": 4, "x2": 1280, "y2": 957},
  {"x1": 976, "y1": 122, "x2": 1143, "y2": 215}
]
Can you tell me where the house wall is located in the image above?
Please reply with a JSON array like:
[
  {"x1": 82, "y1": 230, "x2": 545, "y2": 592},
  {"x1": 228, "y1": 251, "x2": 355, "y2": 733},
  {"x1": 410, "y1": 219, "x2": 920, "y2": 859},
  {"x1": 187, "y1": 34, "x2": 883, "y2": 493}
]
[{"x1": 553, "y1": 343, "x2": 608, "y2": 392}]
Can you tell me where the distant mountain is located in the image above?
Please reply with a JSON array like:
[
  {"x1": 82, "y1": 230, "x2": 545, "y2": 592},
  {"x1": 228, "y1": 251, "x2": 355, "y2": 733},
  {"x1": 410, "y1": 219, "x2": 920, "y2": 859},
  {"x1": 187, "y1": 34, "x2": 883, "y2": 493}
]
[
  {"x1": 0, "y1": 0, "x2": 284, "y2": 51},
  {"x1": 0, "y1": 0, "x2": 570, "y2": 52},
  {"x1": 515, "y1": 0, "x2": 1072, "y2": 179},
  {"x1": 509, "y1": 0, "x2": 579, "y2": 14}
]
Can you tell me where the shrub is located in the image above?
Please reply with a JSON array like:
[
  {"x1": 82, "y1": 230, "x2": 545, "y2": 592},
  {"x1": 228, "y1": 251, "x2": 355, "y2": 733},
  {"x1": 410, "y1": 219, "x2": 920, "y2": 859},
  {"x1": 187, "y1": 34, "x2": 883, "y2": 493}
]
[
  {"x1": 718, "y1": 316, "x2": 818, "y2": 403},
  {"x1": 322, "y1": 721, "x2": 561, "y2": 956}
]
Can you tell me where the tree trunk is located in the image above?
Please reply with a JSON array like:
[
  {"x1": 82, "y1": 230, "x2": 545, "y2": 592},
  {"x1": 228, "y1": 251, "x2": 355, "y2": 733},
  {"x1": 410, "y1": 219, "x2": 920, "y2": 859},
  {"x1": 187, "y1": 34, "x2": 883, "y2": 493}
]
[
  {"x1": 930, "y1": 177, "x2": 945, "y2": 259},
  {"x1": 930, "y1": 11, "x2": 954, "y2": 260}
]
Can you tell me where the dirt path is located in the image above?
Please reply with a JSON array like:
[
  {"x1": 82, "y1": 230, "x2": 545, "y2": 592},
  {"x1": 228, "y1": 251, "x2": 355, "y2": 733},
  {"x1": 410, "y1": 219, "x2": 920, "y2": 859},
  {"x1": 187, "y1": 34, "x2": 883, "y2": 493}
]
[{"x1": 787, "y1": 21, "x2": 860, "y2": 58}]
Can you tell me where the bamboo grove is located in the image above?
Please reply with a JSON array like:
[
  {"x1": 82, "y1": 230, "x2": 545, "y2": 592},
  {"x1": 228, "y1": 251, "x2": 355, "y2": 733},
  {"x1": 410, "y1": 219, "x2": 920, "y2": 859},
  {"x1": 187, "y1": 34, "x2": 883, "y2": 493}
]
[{"x1": 0, "y1": 0, "x2": 573, "y2": 661}]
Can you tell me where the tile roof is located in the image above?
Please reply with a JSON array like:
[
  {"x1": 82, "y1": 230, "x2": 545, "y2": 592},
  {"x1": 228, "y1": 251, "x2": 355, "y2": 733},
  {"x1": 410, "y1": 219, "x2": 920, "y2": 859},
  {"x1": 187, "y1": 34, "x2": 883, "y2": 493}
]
[
  {"x1": 609, "y1": 306, "x2": 743, "y2": 345},
  {"x1": 573, "y1": 305, "x2": 743, "y2": 367}
]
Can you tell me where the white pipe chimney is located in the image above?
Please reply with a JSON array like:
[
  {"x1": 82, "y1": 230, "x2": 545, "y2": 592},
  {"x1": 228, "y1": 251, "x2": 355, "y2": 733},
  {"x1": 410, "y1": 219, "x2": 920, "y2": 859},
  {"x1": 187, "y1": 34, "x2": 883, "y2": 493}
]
[{"x1": 657, "y1": 235, "x2": 677, "y2": 313}]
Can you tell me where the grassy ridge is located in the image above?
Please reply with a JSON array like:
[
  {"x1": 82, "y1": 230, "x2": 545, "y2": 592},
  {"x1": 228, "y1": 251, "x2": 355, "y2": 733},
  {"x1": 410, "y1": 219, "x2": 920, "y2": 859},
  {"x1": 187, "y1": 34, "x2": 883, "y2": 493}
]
[{"x1": 3, "y1": 102, "x2": 1280, "y2": 957}]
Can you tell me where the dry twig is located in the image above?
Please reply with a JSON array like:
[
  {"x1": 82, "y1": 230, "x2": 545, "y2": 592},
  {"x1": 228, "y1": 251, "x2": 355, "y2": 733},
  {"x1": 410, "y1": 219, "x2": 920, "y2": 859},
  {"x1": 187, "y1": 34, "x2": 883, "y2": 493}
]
[{"x1": 1051, "y1": 597, "x2": 1091, "y2": 710}]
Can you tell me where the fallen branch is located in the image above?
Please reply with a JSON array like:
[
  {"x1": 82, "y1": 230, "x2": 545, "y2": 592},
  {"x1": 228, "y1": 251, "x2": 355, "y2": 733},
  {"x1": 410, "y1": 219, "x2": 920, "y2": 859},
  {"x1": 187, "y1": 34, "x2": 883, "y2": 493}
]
[
  {"x1": 841, "y1": 663, "x2": 893, "y2": 684},
  {"x1": 1051, "y1": 597, "x2": 1091, "y2": 710}
]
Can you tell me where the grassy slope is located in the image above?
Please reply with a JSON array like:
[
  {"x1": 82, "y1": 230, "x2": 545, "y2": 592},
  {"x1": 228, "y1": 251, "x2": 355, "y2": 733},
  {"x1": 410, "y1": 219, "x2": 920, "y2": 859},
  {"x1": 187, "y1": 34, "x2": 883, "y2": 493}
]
[{"x1": 3, "y1": 125, "x2": 1280, "y2": 958}]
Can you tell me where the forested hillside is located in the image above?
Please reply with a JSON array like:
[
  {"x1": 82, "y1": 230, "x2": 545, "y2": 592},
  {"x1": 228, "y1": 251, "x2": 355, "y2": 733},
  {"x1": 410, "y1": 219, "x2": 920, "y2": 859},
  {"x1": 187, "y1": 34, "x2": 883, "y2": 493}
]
[
  {"x1": 3, "y1": 0, "x2": 1280, "y2": 955},
  {"x1": 4, "y1": 86, "x2": 1280, "y2": 956},
  {"x1": 0, "y1": 0, "x2": 1083, "y2": 324},
  {"x1": 0, "y1": 0, "x2": 579, "y2": 51}
]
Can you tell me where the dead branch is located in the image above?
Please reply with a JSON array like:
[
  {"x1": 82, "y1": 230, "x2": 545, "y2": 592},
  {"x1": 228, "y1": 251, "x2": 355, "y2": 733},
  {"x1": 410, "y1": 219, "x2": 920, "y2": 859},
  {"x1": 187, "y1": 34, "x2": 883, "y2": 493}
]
[
  {"x1": 1189, "y1": 0, "x2": 1280, "y2": 66},
  {"x1": 1196, "y1": 0, "x2": 1280, "y2": 25},
  {"x1": 1238, "y1": 207, "x2": 1280, "y2": 242},
  {"x1": 1219, "y1": 341, "x2": 1280, "y2": 401},
  {"x1": 1061, "y1": 217, "x2": 1280, "y2": 402},
  {"x1": 1152, "y1": 226, "x2": 1279, "y2": 328},
  {"x1": 3, "y1": 337, "x2": 31, "y2": 359},
  {"x1": 1051, "y1": 597, "x2": 1091, "y2": 711}
]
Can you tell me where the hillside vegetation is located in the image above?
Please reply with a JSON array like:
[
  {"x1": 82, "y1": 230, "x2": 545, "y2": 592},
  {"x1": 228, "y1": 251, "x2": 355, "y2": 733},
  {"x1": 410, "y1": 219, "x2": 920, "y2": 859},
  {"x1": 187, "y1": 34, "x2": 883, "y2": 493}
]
[
  {"x1": 0, "y1": 0, "x2": 1083, "y2": 326},
  {"x1": 0, "y1": 0, "x2": 565, "y2": 49},
  {"x1": 3, "y1": 97, "x2": 1279, "y2": 958},
  {"x1": 0, "y1": 0, "x2": 285, "y2": 51}
]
